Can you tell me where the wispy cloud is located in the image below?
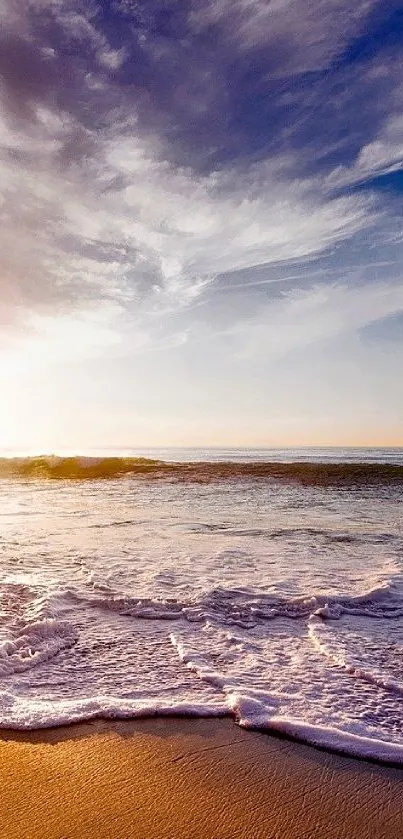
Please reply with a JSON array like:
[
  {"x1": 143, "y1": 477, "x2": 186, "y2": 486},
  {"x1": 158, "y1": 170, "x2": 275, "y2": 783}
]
[
  {"x1": 219, "y1": 279, "x2": 403, "y2": 359},
  {"x1": 189, "y1": 0, "x2": 382, "y2": 73},
  {"x1": 0, "y1": 53, "x2": 381, "y2": 338}
]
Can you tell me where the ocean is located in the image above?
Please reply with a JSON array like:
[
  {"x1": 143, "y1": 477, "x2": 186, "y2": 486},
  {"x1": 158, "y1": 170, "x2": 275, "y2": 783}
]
[{"x1": 1, "y1": 447, "x2": 403, "y2": 763}]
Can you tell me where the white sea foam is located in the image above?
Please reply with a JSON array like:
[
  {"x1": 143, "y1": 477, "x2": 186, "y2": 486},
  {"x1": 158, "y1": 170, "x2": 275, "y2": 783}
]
[
  {"x1": 0, "y1": 619, "x2": 78, "y2": 676},
  {"x1": 309, "y1": 615, "x2": 403, "y2": 696},
  {"x1": 0, "y1": 469, "x2": 402, "y2": 763}
]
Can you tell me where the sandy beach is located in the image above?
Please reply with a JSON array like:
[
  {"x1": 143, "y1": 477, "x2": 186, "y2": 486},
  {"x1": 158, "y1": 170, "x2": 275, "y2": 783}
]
[{"x1": 1, "y1": 717, "x2": 402, "y2": 839}]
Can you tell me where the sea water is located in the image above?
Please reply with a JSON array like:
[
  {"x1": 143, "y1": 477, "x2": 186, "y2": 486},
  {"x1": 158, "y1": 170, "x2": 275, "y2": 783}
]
[{"x1": 0, "y1": 448, "x2": 402, "y2": 763}]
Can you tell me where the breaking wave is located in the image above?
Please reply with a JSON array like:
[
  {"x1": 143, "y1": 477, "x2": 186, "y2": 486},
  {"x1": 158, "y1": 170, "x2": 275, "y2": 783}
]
[{"x1": 1, "y1": 456, "x2": 403, "y2": 485}]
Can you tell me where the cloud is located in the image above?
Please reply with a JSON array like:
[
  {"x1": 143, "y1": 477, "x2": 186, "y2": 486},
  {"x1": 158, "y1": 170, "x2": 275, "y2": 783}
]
[
  {"x1": 326, "y1": 113, "x2": 403, "y2": 189},
  {"x1": 188, "y1": 0, "x2": 381, "y2": 73},
  {"x1": 218, "y1": 279, "x2": 403, "y2": 359},
  {"x1": 0, "y1": 70, "x2": 378, "y2": 345},
  {"x1": 0, "y1": 0, "x2": 402, "y2": 360}
]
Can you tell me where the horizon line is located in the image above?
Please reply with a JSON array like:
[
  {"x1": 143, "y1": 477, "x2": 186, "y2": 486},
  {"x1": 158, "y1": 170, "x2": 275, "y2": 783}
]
[{"x1": 1, "y1": 443, "x2": 403, "y2": 458}]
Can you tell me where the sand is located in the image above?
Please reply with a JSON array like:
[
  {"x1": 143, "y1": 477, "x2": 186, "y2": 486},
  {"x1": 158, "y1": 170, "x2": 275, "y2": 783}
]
[{"x1": 1, "y1": 717, "x2": 402, "y2": 838}]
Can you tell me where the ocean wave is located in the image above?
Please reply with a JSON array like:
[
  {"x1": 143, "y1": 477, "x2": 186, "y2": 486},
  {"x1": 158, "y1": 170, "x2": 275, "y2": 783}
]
[
  {"x1": 0, "y1": 583, "x2": 78, "y2": 677},
  {"x1": 170, "y1": 630, "x2": 403, "y2": 765},
  {"x1": 308, "y1": 616, "x2": 403, "y2": 696},
  {"x1": 1, "y1": 686, "x2": 403, "y2": 764},
  {"x1": 0, "y1": 618, "x2": 78, "y2": 676},
  {"x1": 1, "y1": 456, "x2": 403, "y2": 485},
  {"x1": 2, "y1": 579, "x2": 403, "y2": 762},
  {"x1": 186, "y1": 524, "x2": 398, "y2": 544},
  {"x1": 238, "y1": 712, "x2": 403, "y2": 764},
  {"x1": 0, "y1": 695, "x2": 228, "y2": 731},
  {"x1": 72, "y1": 580, "x2": 399, "y2": 628}
]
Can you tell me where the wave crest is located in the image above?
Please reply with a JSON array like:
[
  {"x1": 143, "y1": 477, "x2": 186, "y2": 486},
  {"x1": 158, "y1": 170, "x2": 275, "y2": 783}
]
[{"x1": 1, "y1": 456, "x2": 402, "y2": 485}]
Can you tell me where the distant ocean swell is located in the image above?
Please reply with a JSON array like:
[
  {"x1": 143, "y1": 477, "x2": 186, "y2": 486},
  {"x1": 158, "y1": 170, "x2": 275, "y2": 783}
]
[{"x1": 1, "y1": 456, "x2": 403, "y2": 484}]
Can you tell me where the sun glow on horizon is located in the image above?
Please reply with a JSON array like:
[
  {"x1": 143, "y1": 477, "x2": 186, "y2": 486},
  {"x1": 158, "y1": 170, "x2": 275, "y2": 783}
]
[{"x1": 1, "y1": 320, "x2": 402, "y2": 454}]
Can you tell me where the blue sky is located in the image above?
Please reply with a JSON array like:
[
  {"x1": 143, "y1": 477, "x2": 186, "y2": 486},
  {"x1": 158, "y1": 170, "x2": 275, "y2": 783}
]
[{"x1": 0, "y1": 0, "x2": 402, "y2": 449}]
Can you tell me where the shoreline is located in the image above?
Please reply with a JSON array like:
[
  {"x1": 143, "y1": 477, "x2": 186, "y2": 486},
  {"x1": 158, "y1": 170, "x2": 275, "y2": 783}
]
[
  {"x1": 3, "y1": 712, "x2": 403, "y2": 769},
  {"x1": 1, "y1": 717, "x2": 402, "y2": 838}
]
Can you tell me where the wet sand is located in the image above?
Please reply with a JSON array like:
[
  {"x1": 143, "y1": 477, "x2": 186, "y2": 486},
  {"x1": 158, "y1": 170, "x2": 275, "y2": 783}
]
[{"x1": 1, "y1": 717, "x2": 402, "y2": 838}]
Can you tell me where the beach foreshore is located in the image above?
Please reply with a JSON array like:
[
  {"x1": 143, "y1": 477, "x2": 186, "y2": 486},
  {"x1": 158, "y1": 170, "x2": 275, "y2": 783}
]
[{"x1": 1, "y1": 717, "x2": 402, "y2": 839}]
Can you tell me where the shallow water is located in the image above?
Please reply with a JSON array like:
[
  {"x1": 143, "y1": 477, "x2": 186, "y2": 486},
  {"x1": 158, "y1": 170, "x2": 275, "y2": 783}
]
[{"x1": 0, "y1": 449, "x2": 403, "y2": 762}]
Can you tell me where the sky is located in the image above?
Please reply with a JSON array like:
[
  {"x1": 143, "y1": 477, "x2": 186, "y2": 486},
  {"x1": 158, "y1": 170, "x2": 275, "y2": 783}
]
[{"x1": 0, "y1": 0, "x2": 402, "y2": 451}]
